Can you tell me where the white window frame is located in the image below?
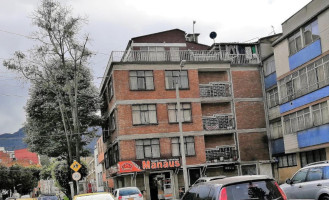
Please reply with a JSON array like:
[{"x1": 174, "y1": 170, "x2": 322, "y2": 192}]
[{"x1": 132, "y1": 104, "x2": 157, "y2": 125}]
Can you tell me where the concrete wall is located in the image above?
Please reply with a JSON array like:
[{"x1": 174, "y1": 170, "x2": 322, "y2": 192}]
[
  {"x1": 319, "y1": 9, "x2": 329, "y2": 53},
  {"x1": 274, "y1": 40, "x2": 290, "y2": 78}
]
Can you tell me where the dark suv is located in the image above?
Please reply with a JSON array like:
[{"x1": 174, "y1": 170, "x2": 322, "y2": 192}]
[{"x1": 181, "y1": 175, "x2": 286, "y2": 200}]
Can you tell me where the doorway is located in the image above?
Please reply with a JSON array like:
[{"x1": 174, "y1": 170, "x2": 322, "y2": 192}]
[{"x1": 149, "y1": 172, "x2": 172, "y2": 200}]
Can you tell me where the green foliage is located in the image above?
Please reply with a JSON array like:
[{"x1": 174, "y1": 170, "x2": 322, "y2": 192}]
[
  {"x1": 0, "y1": 164, "x2": 41, "y2": 194},
  {"x1": 52, "y1": 160, "x2": 88, "y2": 198}
]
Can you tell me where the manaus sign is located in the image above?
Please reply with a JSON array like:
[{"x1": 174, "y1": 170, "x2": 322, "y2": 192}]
[{"x1": 117, "y1": 158, "x2": 181, "y2": 174}]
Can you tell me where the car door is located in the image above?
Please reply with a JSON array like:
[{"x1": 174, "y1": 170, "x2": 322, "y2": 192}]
[
  {"x1": 284, "y1": 168, "x2": 308, "y2": 199},
  {"x1": 302, "y1": 167, "x2": 324, "y2": 199}
]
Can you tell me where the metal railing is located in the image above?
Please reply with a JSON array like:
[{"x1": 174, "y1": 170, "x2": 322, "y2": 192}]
[
  {"x1": 202, "y1": 114, "x2": 234, "y2": 131},
  {"x1": 206, "y1": 146, "x2": 238, "y2": 163},
  {"x1": 109, "y1": 50, "x2": 260, "y2": 64},
  {"x1": 200, "y1": 82, "x2": 231, "y2": 98}
]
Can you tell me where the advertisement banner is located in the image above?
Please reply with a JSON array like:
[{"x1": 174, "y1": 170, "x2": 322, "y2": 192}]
[{"x1": 117, "y1": 158, "x2": 181, "y2": 174}]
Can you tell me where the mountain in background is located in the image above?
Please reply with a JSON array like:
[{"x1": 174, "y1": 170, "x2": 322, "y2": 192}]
[
  {"x1": 0, "y1": 128, "x2": 27, "y2": 151},
  {"x1": 0, "y1": 128, "x2": 99, "y2": 154}
]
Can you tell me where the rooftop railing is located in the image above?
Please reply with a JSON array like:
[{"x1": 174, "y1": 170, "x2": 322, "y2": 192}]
[{"x1": 109, "y1": 50, "x2": 260, "y2": 64}]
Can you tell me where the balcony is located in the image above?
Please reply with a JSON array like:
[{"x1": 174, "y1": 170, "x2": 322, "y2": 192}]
[
  {"x1": 202, "y1": 114, "x2": 234, "y2": 131},
  {"x1": 206, "y1": 145, "x2": 238, "y2": 163},
  {"x1": 199, "y1": 82, "x2": 231, "y2": 100}
]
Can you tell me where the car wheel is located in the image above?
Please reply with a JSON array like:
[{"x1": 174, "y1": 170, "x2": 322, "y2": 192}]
[{"x1": 320, "y1": 194, "x2": 329, "y2": 200}]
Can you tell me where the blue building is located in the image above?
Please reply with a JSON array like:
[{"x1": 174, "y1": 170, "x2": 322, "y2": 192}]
[{"x1": 265, "y1": 0, "x2": 329, "y2": 183}]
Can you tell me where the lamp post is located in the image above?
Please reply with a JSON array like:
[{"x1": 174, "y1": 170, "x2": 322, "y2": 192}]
[{"x1": 176, "y1": 60, "x2": 189, "y2": 192}]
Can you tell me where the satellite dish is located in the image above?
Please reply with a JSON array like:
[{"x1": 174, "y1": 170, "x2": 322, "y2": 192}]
[{"x1": 210, "y1": 32, "x2": 217, "y2": 39}]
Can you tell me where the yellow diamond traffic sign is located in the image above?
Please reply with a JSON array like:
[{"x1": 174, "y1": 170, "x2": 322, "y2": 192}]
[{"x1": 70, "y1": 160, "x2": 82, "y2": 172}]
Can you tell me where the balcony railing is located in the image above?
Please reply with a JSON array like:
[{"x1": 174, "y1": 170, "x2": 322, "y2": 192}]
[
  {"x1": 200, "y1": 82, "x2": 231, "y2": 98},
  {"x1": 109, "y1": 50, "x2": 260, "y2": 64},
  {"x1": 202, "y1": 114, "x2": 234, "y2": 131},
  {"x1": 206, "y1": 145, "x2": 238, "y2": 163}
]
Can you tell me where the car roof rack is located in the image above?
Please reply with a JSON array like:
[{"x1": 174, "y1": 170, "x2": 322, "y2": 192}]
[{"x1": 305, "y1": 160, "x2": 329, "y2": 167}]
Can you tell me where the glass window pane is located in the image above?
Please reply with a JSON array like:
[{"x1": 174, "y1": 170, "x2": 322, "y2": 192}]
[
  {"x1": 187, "y1": 143, "x2": 195, "y2": 155},
  {"x1": 136, "y1": 145, "x2": 144, "y2": 159},
  {"x1": 152, "y1": 144, "x2": 160, "y2": 158},
  {"x1": 306, "y1": 167, "x2": 323, "y2": 181},
  {"x1": 144, "y1": 139, "x2": 151, "y2": 145},
  {"x1": 292, "y1": 169, "x2": 308, "y2": 183},
  {"x1": 132, "y1": 110, "x2": 141, "y2": 125},
  {"x1": 145, "y1": 77, "x2": 154, "y2": 89},
  {"x1": 149, "y1": 110, "x2": 157, "y2": 124},
  {"x1": 130, "y1": 77, "x2": 138, "y2": 90},
  {"x1": 144, "y1": 146, "x2": 152, "y2": 158},
  {"x1": 183, "y1": 109, "x2": 191, "y2": 122},
  {"x1": 151, "y1": 139, "x2": 159, "y2": 144},
  {"x1": 168, "y1": 109, "x2": 177, "y2": 123}
]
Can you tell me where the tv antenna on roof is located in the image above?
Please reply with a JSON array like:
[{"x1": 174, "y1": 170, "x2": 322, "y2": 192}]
[{"x1": 210, "y1": 31, "x2": 217, "y2": 44}]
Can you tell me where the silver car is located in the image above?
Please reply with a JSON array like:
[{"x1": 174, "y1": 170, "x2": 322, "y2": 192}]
[{"x1": 280, "y1": 161, "x2": 329, "y2": 200}]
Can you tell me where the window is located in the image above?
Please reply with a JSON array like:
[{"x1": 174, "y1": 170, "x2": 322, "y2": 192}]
[
  {"x1": 303, "y1": 20, "x2": 319, "y2": 46},
  {"x1": 136, "y1": 139, "x2": 160, "y2": 159},
  {"x1": 168, "y1": 103, "x2": 192, "y2": 123},
  {"x1": 279, "y1": 52, "x2": 329, "y2": 104},
  {"x1": 300, "y1": 149, "x2": 326, "y2": 167},
  {"x1": 241, "y1": 165, "x2": 257, "y2": 175},
  {"x1": 129, "y1": 70, "x2": 154, "y2": 90},
  {"x1": 288, "y1": 19, "x2": 319, "y2": 55},
  {"x1": 165, "y1": 70, "x2": 189, "y2": 89},
  {"x1": 104, "y1": 151, "x2": 109, "y2": 169},
  {"x1": 108, "y1": 143, "x2": 119, "y2": 166},
  {"x1": 289, "y1": 31, "x2": 302, "y2": 55},
  {"x1": 140, "y1": 46, "x2": 165, "y2": 61},
  {"x1": 312, "y1": 101, "x2": 329, "y2": 126},
  {"x1": 284, "y1": 108, "x2": 310, "y2": 134},
  {"x1": 306, "y1": 167, "x2": 323, "y2": 182},
  {"x1": 278, "y1": 154, "x2": 297, "y2": 168},
  {"x1": 270, "y1": 121, "x2": 282, "y2": 139},
  {"x1": 292, "y1": 168, "x2": 308, "y2": 183},
  {"x1": 107, "y1": 77, "x2": 114, "y2": 100},
  {"x1": 267, "y1": 87, "x2": 279, "y2": 108},
  {"x1": 264, "y1": 56, "x2": 276, "y2": 76},
  {"x1": 109, "y1": 111, "x2": 116, "y2": 132},
  {"x1": 132, "y1": 104, "x2": 157, "y2": 125},
  {"x1": 171, "y1": 137, "x2": 196, "y2": 156}
]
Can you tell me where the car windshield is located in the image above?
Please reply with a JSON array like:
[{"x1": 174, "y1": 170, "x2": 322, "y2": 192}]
[
  {"x1": 75, "y1": 194, "x2": 114, "y2": 200},
  {"x1": 119, "y1": 188, "x2": 140, "y2": 196},
  {"x1": 225, "y1": 180, "x2": 283, "y2": 200}
]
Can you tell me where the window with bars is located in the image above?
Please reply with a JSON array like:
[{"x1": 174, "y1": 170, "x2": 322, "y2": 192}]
[
  {"x1": 279, "y1": 54, "x2": 329, "y2": 103},
  {"x1": 168, "y1": 103, "x2": 192, "y2": 123},
  {"x1": 132, "y1": 104, "x2": 157, "y2": 125},
  {"x1": 136, "y1": 139, "x2": 160, "y2": 159},
  {"x1": 264, "y1": 56, "x2": 276, "y2": 76},
  {"x1": 288, "y1": 19, "x2": 319, "y2": 55},
  {"x1": 270, "y1": 121, "x2": 283, "y2": 139},
  {"x1": 267, "y1": 87, "x2": 279, "y2": 108},
  {"x1": 165, "y1": 70, "x2": 189, "y2": 89},
  {"x1": 129, "y1": 70, "x2": 154, "y2": 90},
  {"x1": 278, "y1": 154, "x2": 297, "y2": 168},
  {"x1": 171, "y1": 137, "x2": 196, "y2": 156},
  {"x1": 300, "y1": 149, "x2": 326, "y2": 167}
]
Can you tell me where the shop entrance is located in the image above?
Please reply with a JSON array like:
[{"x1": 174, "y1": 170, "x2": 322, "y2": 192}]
[{"x1": 149, "y1": 172, "x2": 172, "y2": 200}]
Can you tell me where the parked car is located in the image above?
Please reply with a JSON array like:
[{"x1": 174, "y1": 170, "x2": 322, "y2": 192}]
[
  {"x1": 73, "y1": 192, "x2": 114, "y2": 200},
  {"x1": 193, "y1": 176, "x2": 226, "y2": 185},
  {"x1": 113, "y1": 187, "x2": 143, "y2": 200},
  {"x1": 280, "y1": 161, "x2": 329, "y2": 200},
  {"x1": 37, "y1": 195, "x2": 58, "y2": 200},
  {"x1": 181, "y1": 175, "x2": 286, "y2": 200}
]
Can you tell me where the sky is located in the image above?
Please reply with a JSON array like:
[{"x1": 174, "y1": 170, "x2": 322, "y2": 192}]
[{"x1": 0, "y1": 0, "x2": 312, "y2": 134}]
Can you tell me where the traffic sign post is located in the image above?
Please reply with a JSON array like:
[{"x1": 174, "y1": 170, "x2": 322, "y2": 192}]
[{"x1": 70, "y1": 160, "x2": 82, "y2": 172}]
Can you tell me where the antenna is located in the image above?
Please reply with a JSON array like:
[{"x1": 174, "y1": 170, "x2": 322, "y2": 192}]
[{"x1": 209, "y1": 31, "x2": 217, "y2": 44}]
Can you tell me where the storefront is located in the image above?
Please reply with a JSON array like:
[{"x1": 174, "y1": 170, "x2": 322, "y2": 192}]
[{"x1": 110, "y1": 158, "x2": 181, "y2": 200}]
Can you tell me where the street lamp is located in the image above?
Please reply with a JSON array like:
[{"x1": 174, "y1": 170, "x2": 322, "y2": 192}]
[{"x1": 176, "y1": 60, "x2": 189, "y2": 192}]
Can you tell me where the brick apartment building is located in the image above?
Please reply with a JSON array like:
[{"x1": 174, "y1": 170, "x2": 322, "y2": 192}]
[{"x1": 99, "y1": 29, "x2": 272, "y2": 199}]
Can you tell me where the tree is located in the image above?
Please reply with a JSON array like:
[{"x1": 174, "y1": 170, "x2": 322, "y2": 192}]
[{"x1": 3, "y1": 0, "x2": 100, "y2": 196}]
